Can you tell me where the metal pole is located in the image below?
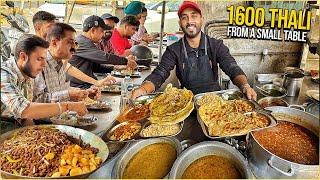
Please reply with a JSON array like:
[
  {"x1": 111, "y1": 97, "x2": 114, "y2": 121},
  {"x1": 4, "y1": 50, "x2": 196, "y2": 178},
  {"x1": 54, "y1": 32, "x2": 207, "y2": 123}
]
[
  {"x1": 65, "y1": 0, "x2": 76, "y2": 23},
  {"x1": 158, "y1": 1, "x2": 166, "y2": 62}
]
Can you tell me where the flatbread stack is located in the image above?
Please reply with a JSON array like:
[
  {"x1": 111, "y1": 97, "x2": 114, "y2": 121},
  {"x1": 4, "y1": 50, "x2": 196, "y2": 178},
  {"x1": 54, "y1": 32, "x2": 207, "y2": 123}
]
[
  {"x1": 84, "y1": 97, "x2": 97, "y2": 106},
  {"x1": 198, "y1": 97, "x2": 236, "y2": 126},
  {"x1": 148, "y1": 84, "x2": 194, "y2": 125},
  {"x1": 198, "y1": 94, "x2": 268, "y2": 136}
]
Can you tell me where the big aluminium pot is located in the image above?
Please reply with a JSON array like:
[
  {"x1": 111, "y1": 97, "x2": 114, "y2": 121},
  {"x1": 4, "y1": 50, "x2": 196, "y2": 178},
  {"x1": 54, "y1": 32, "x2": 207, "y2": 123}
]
[
  {"x1": 130, "y1": 45, "x2": 153, "y2": 67},
  {"x1": 169, "y1": 141, "x2": 253, "y2": 179},
  {"x1": 247, "y1": 106, "x2": 319, "y2": 179},
  {"x1": 111, "y1": 137, "x2": 182, "y2": 179}
]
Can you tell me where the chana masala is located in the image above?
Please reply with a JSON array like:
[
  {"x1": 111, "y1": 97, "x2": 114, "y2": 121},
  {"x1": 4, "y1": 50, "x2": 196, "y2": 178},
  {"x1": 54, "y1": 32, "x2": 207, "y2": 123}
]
[{"x1": 0, "y1": 127, "x2": 100, "y2": 177}]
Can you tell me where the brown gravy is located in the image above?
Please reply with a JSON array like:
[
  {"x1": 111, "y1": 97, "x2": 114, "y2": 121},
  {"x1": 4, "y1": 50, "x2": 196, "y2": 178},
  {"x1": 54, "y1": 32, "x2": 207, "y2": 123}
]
[
  {"x1": 253, "y1": 121, "x2": 319, "y2": 165},
  {"x1": 123, "y1": 143, "x2": 176, "y2": 179},
  {"x1": 182, "y1": 155, "x2": 242, "y2": 179}
]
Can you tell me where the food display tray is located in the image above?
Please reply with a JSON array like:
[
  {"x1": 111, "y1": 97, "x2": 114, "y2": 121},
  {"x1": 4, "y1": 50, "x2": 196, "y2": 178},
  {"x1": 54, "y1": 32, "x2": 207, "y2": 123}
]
[
  {"x1": 197, "y1": 110, "x2": 277, "y2": 140},
  {"x1": 102, "y1": 93, "x2": 184, "y2": 142},
  {"x1": 194, "y1": 89, "x2": 245, "y2": 109},
  {"x1": 194, "y1": 89, "x2": 277, "y2": 140},
  {"x1": 102, "y1": 118, "x2": 184, "y2": 142}
]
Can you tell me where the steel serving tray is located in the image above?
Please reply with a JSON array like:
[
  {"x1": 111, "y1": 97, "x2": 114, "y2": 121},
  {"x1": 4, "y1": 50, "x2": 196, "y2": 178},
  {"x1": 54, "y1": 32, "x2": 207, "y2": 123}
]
[
  {"x1": 194, "y1": 89, "x2": 276, "y2": 140},
  {"x1": 197, "y1": 110, "x2": 277, "y2": 140},
  {"x1": 102, "y1": 118, "x2": 184, "y2": 142}
]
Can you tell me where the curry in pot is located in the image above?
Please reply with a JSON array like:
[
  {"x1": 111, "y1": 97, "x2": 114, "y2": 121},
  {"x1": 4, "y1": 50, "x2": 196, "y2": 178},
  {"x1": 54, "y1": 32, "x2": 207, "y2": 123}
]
[
  {"x1": 181, "y1": 155, "x2": 242, "y2": 179},
  {"x1": 253, "y1": 121, "x2": 319, "y2": 165},
  {"x1": 122, "y1": 143, "x2": 176, "y2": 179}
]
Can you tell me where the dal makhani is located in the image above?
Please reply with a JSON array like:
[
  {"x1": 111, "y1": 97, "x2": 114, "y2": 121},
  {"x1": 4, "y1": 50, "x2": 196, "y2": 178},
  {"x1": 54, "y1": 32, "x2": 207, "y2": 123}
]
[
  {"x1": 122, "y1": 143, "x2": 176, "y2": 179},
  {"x1": 181, "y1": 155, "x2": 242, "y2": 179}
]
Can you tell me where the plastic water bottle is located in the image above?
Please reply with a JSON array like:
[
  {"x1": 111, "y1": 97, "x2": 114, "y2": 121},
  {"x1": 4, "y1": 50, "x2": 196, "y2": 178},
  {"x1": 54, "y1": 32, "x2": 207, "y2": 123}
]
[
  {"x1": 120, "y1": 76, "x2": 133, "y2": 111},
  {"x1": 125, "y1": 76, "x2": 134, "y2": 97}
]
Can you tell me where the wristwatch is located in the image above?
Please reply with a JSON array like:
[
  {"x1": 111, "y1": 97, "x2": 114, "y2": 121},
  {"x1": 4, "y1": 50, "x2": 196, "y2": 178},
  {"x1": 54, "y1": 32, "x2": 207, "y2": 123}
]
[{"x1": 240, "y1": 83, "x2": 251, "y2": 93}]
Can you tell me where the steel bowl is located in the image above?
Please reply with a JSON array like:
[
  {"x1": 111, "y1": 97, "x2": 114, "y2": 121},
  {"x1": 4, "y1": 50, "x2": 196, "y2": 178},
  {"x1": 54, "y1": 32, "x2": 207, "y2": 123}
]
[
  {"x1": 0, "y1": 125, "x2": 109, "y2": 179},
  {"x1": 130, "y1": 45, "x2": 153, "y2": 67},
  {"x1": 257, "y1": 97, "x2": 289, "y2": 108},
  {"x1": 112, "y1": 137, "x2": 182, "y2": 178},
  {"x1": 259, "y1": 84, "x2": 287, "y2": 98},
  {"x1": 247, "y1": 107, "x2": 319, "y2": 179},
  {"x1": 169, "y1": 141, "x2": 253, "y2": 178}
]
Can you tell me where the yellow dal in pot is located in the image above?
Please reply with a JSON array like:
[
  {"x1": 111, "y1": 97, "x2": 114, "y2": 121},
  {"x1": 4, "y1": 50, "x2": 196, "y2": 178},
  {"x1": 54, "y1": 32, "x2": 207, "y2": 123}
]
[
  {"x1": 182, "y1": 155, "x2": 242, "y2": 179},
  {"x1": 122, "y1": 143, "x2": 177, "y2": 179}
]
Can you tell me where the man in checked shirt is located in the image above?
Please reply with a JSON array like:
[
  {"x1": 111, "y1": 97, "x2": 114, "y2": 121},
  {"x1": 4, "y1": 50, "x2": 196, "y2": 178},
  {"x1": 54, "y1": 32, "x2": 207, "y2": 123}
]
[
  {"x1": 33, "y1": 23, "x2": 106, "y2": 103},
  {"x1": 1, "y1": 35, "x2": 87, "y2": 127}
]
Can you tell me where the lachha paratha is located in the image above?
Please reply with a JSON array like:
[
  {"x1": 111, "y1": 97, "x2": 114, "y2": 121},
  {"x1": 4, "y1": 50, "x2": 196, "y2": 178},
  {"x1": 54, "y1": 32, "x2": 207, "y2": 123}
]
[
  {"x1": 149, "y1": 86, "x2": 193, "y2": 117},
  {"x1": 149, "y1": 100, "x2": 194, "y2": 125},
  {"x1": 148, "y1": 84, "x2": 194, "y2": 125}
]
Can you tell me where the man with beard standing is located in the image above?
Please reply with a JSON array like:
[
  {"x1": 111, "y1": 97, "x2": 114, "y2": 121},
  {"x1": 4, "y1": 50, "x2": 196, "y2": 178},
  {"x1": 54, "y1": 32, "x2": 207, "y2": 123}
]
[{"x1": 132, "y1": 1, "x2": 257, "y2": 100}]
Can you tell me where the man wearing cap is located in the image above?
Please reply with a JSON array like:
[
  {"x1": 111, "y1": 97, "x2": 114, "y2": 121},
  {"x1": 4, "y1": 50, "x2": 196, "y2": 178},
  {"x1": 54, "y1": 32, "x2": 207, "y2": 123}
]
[
  {"x1": 68, "y1": 15, "x2": 137, "y2": 89},
  {"x1": 124, "y1": 1, "x2": 155, "y2": 45},
  {"x1": 124, "y1": 1, "x2": 145, "y2": 16},
  {"x1": 132, "y1": 1, "x2": 257, "y2": 100},
  {"x1": 99, "y1": 13, "x2": 119, "y2": 53}
]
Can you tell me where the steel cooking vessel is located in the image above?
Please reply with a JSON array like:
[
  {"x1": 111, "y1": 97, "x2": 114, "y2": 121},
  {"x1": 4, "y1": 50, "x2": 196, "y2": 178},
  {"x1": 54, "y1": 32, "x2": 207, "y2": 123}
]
[
  {"x1": 257, "y1": 97, "x2": 289, "y2": 108},
  {"x1": 283, "y1": 68, "x2": 304, "y2": 97},
  {"x1": 247, "y1": 106, "x2": 319, "y2": 179},
  {"x1": 130, "y1": 45, "x2": 153, "y2": 67},
  {"x1": 111, "y1": 137, "x2": 182, "y2": 179},
  {"x1": 169, "y1": 141, "x2": 253, "y2": 178},
  {"x1": 0, "y1": 125, "x2": 109, "y2": 179}
]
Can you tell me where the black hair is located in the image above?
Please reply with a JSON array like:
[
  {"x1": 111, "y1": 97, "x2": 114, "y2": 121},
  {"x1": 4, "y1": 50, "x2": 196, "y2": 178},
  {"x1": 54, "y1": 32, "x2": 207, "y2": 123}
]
[
  {"x1": 120, "y1": 15, "x2": 140, "y2": 27},
  {"x1": 142, "y1": 7, "x2": 147, "y2": 13},
  {"x1": 32, "y1": 11, "x2": 56, "y2": 25},
  {"x1": 46, "y1": 23, "x2": 76, "y2": 41},
  {"x1": 14, "y1": 34, "x2": 49, "y2": 60}
]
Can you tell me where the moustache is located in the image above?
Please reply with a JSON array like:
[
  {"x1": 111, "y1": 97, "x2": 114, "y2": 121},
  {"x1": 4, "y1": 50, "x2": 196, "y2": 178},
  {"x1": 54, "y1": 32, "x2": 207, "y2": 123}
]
[
  {"x1": 186, "y1": 23, "x2": 196, "y2": 28},
  {"x1": 70, "y1": 48, "x2": 76, "y2": 53}
]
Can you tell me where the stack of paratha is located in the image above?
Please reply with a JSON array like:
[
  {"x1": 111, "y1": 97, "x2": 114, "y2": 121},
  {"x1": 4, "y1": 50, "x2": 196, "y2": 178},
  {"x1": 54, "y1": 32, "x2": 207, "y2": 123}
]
[
  {"x1": 198, "y1": 94, "x2": 268, "y2": 136},
  {"x1": 148, "y1": 84, "x2": 194, "y2": 125}
]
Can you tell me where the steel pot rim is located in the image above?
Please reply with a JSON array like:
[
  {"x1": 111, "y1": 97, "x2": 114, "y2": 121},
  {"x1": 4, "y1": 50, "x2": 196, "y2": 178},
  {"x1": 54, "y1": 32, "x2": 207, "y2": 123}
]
[
  {"x1": 169, "y1": 141, "x2": 253, "y2": 179},
  {"x1": 111, "y1": 137, "x2": 182, "y2": 179}
]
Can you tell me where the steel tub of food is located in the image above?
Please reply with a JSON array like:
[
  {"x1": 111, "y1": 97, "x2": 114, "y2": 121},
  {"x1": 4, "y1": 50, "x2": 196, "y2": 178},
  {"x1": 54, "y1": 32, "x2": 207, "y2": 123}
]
[
  {"x1": 111, "y1": 137, "x2": 182, "y2": 179},
  {"x1": 247, "y1": 106, "x2": 319, "y2": 178},
  {"x1": 0, "y1": 125, "x2": 109, "y2": 179},
  {"x1": 169, "y1": 141, "x2": 253, "y2": 179}
]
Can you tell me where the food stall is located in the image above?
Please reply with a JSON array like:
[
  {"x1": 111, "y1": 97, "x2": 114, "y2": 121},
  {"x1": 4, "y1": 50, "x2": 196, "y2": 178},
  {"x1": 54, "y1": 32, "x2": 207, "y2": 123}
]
[{"x1": 0, "y1": 0, "x2": 319, "y2": 179}]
